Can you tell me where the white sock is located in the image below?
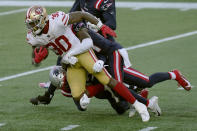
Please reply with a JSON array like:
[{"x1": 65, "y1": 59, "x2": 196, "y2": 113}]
[{"x1": 169, "y1": 72, "x2": 176, "y2": 80}]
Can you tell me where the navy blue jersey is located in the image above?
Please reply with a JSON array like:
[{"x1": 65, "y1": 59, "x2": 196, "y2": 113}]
[
  {"x1": 88, "y1": 29, "x2": 122, "y2": 55},
  {"x1": 70, "y1": 0, "x2": 116, "y2": 30},
  {"x1": 72, "y1": 23, "x2": 122, "y2": 55}
]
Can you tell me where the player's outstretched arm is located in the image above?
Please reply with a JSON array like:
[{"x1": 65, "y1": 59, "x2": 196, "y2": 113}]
[
  {"x1": 30, "y1": 84, "x2": 56, "y2": 105},
  {"x1": 68, "y1": 11, "x2": 117, "y2": 38}
]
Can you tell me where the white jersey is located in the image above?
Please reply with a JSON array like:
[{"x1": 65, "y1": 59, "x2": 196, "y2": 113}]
[{"x1": 26, "y1": 11, "x2": 81, "y2": 56}]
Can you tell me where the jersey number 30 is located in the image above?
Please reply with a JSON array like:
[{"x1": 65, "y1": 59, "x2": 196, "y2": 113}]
[{"x1": 47, "y1": 35, "x2": 72, "y2": 55}]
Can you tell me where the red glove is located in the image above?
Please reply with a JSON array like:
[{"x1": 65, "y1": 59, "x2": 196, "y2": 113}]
[
  {"x1": 100, "y1": 24, "x2": 117, "y2": 38},
  {"x1": 34, "y1": 47, "x2": 48, "y2": 64}
]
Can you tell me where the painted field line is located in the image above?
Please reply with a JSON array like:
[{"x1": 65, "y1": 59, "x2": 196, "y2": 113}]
[
  {"x1": 0, "y1": 8, "x2": 27, "y2": 16},
  {"x1": 1, "y1": 1, "x2": 197, "y2": 10},
  {"x1": 0, "y1": 30, "x2": 197, "y2": 82},
  {"x1": 139, "y1": 127, "x2": 158, "y2": 131},
  {"x1": 0, "y1": 123, "x2": 6, "y2": 127},
  {"x1": 61, "y1": 125, "x2": 80, "y2": 131},
  {"x1": 126, "y1": 30, "x2": 197, "y2": 50},
  {"x1": 0, "y1": 66, "x2": 54, "y2": 82}
]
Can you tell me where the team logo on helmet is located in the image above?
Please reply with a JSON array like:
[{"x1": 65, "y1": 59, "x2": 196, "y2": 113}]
[{"x1": 25, "y1": 6, "x2": 48, "y2": 35}]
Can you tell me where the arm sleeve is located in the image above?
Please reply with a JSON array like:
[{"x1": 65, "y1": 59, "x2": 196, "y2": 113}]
[
  {"x1": 69, "y1": 0, "x2": 81, "y2": 12},
  {"x1": 26, "y1": 32, "x2": 39, "y2": 46}
]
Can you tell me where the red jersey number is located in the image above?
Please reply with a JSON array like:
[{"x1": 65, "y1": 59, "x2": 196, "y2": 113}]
[{"x1": 47, "y1": 35, "x2": 72, "y2": 55}]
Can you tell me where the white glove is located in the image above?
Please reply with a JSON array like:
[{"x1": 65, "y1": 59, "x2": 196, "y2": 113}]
[
  {"x1": 80, "y1": 94, "x2": 91, "y2": 110},
  {"x1": 62, "y1": 55, "x2": 78, "y2": 65},
  {"x1": 93, "y1": 60, "x2": 104, "y2": 73}
]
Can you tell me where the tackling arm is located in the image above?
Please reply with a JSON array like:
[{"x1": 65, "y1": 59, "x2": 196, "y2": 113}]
[
  {"x1": 68, "y1": 11, "x2": 116, "y2": 38},
  {"x1": 61, "y1": 28, "x2": 93, "y2": 65},
  {"x1": 68, "y1": 11, "x2": 100, "y2": 28},
  {"x1": 65, "y1": 28, "x2": 93, "y2": 56}
]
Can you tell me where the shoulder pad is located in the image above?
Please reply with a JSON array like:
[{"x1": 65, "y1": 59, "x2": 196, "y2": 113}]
[{"x1": 50, "y1": 11, "x2": 69, "y2": 26}]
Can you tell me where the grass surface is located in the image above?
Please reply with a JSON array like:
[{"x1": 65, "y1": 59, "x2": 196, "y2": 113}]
[{"x1": 0, "y1": 6, "x2": 197, "y2": 131}]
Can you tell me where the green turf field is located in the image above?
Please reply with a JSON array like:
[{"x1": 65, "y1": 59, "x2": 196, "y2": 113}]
[{"x1": 0, "y1": 3, "x2": 197, "y2": 131}]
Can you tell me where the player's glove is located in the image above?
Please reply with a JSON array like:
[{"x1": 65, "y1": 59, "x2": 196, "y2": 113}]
[
  {"x1": 30, "y1": 91, "x2": 53, "y2": 105},
  {"x1": 100, "y1": 24, "x2": 117, "y2": 38},
  {"x1": 34, "y1": 46, "x2": 48, "y2": 64},
  {"x1": 62, "y1": 55, "x2": 78, "y2": 65},
  {"x1": 80, "y1": 94, "x2": 91, "y2": 110},
  {"x1": 93, "y1": 60, "x2": 104, "y2": 73},
  {"x1": 95, "y1": 20, "x2": 117, "y2": 38}
]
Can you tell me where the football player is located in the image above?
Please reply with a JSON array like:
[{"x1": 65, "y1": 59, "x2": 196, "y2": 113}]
[
  {"x1": 53, "y1": 0, "x2": 131, "y2": 110},
  {"x1": 72, "y1": 23, "x2": 192, "y2": 92},
  {"x1": 25, "y1": 6, "x2": 150, "y2": 122},
  {"x1": 68, "y1": 0, "x2": 191, "y2": 92},
  {"x1": 60, "y1": 23, "x2": 192, "y2": 116},
  {"x1": 69, "y1": 0, "x2": 116, "y2": 41},
  {"x1": 30, "y1": 66, "x2": 160, "y2": 116},
  {"x1": 55, "y1": 0, "x2": 117, "y2": 66}
]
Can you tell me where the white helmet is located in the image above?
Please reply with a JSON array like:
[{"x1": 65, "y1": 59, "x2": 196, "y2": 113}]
[
  {"x1": 25, "y1": 5, "x2": 48, "y2": 35},
  {"x1": 49, "y1": 66, "x2": 65, "y2": 88}
]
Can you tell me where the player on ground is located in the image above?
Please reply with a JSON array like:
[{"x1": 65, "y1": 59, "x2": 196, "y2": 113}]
[
  {"x1": 72, "y1": 23, "x2": 192, "y2": 94},
  {"x1": 25, "y1": 6, "x2": 149, "y2": 122},
  {"x1": 31, "y1": 66, "x2": 160, "y2": 116}
]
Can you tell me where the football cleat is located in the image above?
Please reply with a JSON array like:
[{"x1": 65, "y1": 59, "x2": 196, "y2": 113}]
[
  {"x1": 133, "y1": 100, "x2": 150, "y2": 122},
  {"x1": 148, "y1": 96, "x2": 161, "y2": 116},
  {"x1": 129, "y1": 105, "x2": 136, "y2": 118},
  {"x1": 140, "y1": 89, "x2": 148, "y2": 99},
  {"x1": 173, "y1": 69, "x2": 191, "y2": 91}
]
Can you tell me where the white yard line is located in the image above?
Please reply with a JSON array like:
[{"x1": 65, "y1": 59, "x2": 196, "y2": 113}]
[
  {"x1": 61, "y1": 125, "x2": 80, "y2": 131},
  {"x1": 0, "y1": 123, "x2": 6, "y2": 127},
  {"x1": 0, "y1": 30, "x2": 196, "y2": 82},
  {"x1": 0, "y1": 66, "x2": 54, "y2": 82},
  {"x1": 139, "y1": 127, "x2": 158, "y2": 131},
  {"x1": 0, "y1": 1, "x2": 74, "y2": 7},
  {"x1": 0, "y1": 8, "x2": 27, "y2": 16},
  {"x1": 126, "y1": 30, "x2": 197, "y2": 50},
  {"x1": 1, "y1": 1, "x2": 197, "y2": 10}
]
